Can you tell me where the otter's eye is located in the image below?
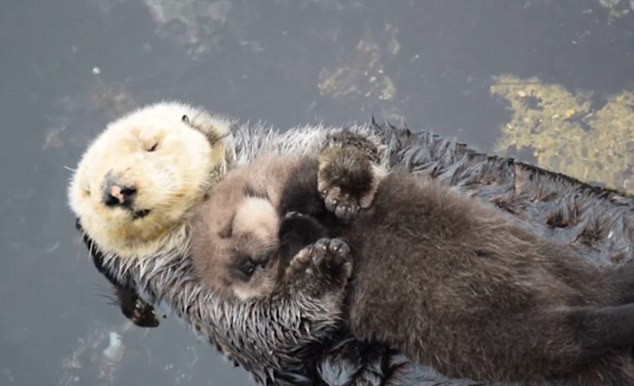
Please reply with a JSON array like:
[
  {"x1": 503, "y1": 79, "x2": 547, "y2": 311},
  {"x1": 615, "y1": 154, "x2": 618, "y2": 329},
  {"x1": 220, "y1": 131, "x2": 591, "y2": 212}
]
[
  {"x1": 181, "y1": 115, "x2": 190, "y2": 124},
  {"x1": 147, "y1": 143, "x2": 158, "y2": 152},
  {"x1": 233, "y1": 255, "x2": 257, "y2": 281},
  {"x1": 239, "y1": 259, "x2": 256, "y2": 277}
]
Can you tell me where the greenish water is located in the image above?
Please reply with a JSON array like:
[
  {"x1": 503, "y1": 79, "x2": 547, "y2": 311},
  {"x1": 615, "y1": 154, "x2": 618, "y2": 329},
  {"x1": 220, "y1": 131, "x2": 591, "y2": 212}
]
[{"x1": 1, "y1": 0, "x2": 632, "y2": 385}]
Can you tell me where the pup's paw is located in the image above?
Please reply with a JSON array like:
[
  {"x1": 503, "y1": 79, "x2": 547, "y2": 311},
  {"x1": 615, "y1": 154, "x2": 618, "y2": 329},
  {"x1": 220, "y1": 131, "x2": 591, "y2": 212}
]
[
  {"x1": 285, "y1": 238, "x2": 352, "y2": 297},
  {"x1": 318, "y1": 135, "x2": 384, "y2": 221}
]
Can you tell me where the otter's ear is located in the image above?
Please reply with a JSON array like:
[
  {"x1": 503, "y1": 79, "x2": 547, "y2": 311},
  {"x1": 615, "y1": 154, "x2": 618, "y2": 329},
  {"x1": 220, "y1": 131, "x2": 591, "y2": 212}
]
[
  {"x1": 185, "y1": 111, "x2": 235, "y2": 146},
  {"x1": 182, "y1": 110, "x2": 237, "y2": 169}
]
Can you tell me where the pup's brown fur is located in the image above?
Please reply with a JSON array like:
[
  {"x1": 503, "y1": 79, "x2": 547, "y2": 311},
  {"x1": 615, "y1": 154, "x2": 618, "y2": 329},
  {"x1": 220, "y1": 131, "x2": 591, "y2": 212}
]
[
  {"x1": 190, "y1": 156, "x2": 304, "y2": 300},
  {"x1": 336, "y1": 170, "x2": 634, "y2": 385},
  {"x1": 190, "y1": 137, "x2": 634, "y2": 385}
]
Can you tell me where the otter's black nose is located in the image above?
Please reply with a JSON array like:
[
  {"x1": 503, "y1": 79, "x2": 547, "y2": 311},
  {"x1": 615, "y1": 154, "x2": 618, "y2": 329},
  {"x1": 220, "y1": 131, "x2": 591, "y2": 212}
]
[{"x1": 103, "y1": 178, "x2": 137, "y2": 208}]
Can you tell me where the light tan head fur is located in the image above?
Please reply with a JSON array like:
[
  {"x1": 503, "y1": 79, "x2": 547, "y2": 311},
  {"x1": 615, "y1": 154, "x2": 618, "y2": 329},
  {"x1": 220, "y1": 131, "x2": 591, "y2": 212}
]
[
  {"x1": 190, "y1": 156, "x2": 302, "y2": 300},
  {"x1": 69, "y1": 102, "x2": 234, "y2": 259}
]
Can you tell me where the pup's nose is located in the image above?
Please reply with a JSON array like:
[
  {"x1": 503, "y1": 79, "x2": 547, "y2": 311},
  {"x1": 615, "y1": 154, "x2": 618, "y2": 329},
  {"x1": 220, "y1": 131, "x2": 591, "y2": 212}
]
[{"x1": 103, "y1": 178, "x2": 137, "y2": 208}]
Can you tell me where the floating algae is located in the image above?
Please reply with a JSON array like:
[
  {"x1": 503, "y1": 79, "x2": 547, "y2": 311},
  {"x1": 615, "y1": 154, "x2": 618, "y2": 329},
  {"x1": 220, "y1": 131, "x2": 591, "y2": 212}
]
[
  {"x1": 318, "y1": 25, "x2": 398, "y2": 102},
  {"x1": 491, "y1": 75, "x2": 634, "y2": 193},
  {"x1": 90, "y1": 83, "x2": 137, "y2": 119},
  {"x1": 91, "y1": 0, "x2": 232, "y2": 56},
  {"x1": 598, "y1": 0, "x2": 634, "y2": 20},
  {"x1": 143, "y1": 0, "x2": 231, "y2": 55},
  {"x1": 45, "y1": 82, "x2": 137, "y2": 152}
]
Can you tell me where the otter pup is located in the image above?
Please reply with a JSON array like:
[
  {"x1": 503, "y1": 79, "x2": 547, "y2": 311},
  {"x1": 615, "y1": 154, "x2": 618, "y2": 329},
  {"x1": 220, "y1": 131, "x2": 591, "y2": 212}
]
[{"x1": 190, "y1": 136, "x2": 634, "y2": 386}]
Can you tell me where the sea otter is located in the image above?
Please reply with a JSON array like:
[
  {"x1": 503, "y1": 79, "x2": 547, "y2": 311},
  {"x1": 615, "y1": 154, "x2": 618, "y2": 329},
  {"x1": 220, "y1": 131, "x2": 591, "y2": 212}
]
[
  {"x1": 69, "y1": 102, "x2": 634, "y2": 386},
  {"x1": 70, "y1": 103, "x2": 402, "y2": 385},
  {"x1": 189, "y1": 137, "x2": 634, "y2": 385}
]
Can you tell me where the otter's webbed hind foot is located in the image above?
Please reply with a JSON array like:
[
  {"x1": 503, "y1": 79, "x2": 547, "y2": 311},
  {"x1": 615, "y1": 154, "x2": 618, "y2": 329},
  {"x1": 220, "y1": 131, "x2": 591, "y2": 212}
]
[
  {"x1": 318, "y1": 132, "x2": 385, "y2": 222},
  {"x1": 284, "y1": 238, "x2": 353, "y2": 298}
]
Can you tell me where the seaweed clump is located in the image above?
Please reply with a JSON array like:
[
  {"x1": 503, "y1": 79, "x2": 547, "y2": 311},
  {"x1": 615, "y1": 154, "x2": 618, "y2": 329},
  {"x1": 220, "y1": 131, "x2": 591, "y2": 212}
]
[
  {"x1": 318, "y1": 25, "x2": 399, "y2": 102},
  {"x1": 491, "y1": 75, "x2": 634, "y2": 193}
]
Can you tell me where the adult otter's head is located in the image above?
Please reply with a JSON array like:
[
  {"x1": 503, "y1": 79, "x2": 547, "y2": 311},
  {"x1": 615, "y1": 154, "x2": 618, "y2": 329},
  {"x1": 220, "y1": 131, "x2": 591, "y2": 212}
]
[{"x1": 69, "y1": 102, "x2": 235, "y2": 260}]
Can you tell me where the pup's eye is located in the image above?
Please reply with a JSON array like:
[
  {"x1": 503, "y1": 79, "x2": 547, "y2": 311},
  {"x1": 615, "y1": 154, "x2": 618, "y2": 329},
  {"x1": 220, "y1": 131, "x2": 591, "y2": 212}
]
[
  {"x1": 147, "y1": 143, "x2": 158, "y2": 152},
  {"x1": 236, "y1": 258, "x2": 256, "y2": 279},
  {"x1": 181, "y1": 115, "x2": 190, "y2": 124}
]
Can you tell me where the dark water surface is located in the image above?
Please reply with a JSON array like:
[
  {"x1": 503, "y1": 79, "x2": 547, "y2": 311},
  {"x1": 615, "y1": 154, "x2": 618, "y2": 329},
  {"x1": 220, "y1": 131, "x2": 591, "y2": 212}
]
[{"x1": 2, "y1": 0, "x2": 633, "y2": 385}]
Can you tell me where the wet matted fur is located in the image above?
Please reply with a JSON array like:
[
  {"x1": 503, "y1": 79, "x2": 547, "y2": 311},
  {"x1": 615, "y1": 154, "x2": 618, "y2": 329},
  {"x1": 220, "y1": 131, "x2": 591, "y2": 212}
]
[{"x1": 79, "y1": 120, "x2": 633, "y2": 386}]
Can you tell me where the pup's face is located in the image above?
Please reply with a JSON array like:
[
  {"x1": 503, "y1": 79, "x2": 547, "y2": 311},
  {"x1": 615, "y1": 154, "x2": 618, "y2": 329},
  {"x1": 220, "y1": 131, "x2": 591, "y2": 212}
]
[
  {"x1": 69, "y1": 102, "x2": 233, "y2": 259},
  {"x1": 191, "y1": 175, "x2": 331, "y2": 301},
  {"x1": 192, "y1": 194, "x2": 283, "y2": 300}
]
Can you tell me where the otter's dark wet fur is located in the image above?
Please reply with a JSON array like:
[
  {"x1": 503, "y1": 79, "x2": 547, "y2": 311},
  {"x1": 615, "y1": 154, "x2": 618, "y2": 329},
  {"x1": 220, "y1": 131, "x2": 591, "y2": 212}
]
[
  {"x1": 276, "y1": 154, "x2": 634, "y2": 385},
  {"x1": 81, "y1": 121, "x2": 634, "y2": 386}
]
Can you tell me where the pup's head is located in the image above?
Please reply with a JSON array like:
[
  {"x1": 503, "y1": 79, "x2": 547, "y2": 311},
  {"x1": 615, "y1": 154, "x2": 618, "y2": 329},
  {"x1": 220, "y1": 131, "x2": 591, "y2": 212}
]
[
  {"x1": 69, "y1": 102, "x2": 235, "y2": 259},
  {"x1": 190, "y1": 161, "x2": 328, "y2": 301},
  {"x1": 192, "y1": 191, "x2": 282, "y2": 300}
]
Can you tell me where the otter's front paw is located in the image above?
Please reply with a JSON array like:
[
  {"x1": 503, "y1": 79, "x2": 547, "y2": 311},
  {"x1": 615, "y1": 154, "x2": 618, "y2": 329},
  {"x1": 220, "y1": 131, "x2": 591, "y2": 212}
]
[
  {"x1": 285, "y1": 238, "x2": 352, "y2": 297},
  {"x1": 318, "y1": 148, "x2": 383, "y2": 221},
  {"x1": 318, "y1": 133, "x2": 384, "y2": 222}
]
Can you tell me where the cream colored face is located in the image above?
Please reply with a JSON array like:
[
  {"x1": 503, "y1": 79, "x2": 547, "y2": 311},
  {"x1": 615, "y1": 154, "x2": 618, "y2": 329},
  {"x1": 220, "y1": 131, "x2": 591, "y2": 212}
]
[{"x1": 68, "y1": 102, "x2": 233, "y2": 259}]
